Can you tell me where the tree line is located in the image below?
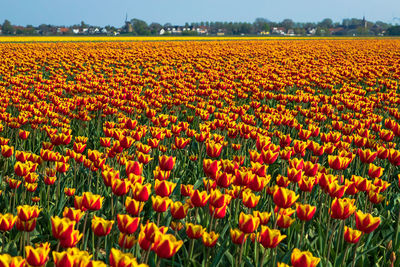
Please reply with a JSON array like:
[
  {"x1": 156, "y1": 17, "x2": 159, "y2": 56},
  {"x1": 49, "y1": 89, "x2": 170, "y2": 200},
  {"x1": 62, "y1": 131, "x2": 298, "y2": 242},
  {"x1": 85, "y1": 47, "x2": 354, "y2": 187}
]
[{"x1": 1, "y1": 17, "x2": 399, "y2": 36}]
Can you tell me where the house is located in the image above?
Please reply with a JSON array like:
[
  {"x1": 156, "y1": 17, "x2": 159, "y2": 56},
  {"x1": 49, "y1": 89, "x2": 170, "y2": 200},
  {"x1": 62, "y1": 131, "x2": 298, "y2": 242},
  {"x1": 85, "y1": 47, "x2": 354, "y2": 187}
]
[
  {"x1": 271, "y1": 27, "x2": 286, "y2": 35},
  {"x1": 329, "y1": 27, "x2": 345, "y2": 35},
  {"x1": 72, "y1": 28, "x2": 80, "y2": 34},
  {"x1": 57, "y1": 27, "x2": 70, "y2": 34},
  {"x1": 287, "y1": 29, "x2": 295, "y2": 36},
  {"x1": 307, "y1": 28, "x2": 316, "y2": 35},
  {"x1": 0, "y1": 26, "x2": 2, "y2": 34},
  {"x1": 196, "y1": 26, "x2": 208, "y2": 35}
]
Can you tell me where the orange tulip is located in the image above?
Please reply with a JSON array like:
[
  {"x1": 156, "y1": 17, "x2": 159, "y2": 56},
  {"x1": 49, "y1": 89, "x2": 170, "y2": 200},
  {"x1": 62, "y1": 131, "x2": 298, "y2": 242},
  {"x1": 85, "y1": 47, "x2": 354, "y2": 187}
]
[
  {"x1": 344, "y1": 226, "x2": 362, "y2": 243},
  {"x1": 291, "y1": 248, "x2": 320, "y2": 267},
  {"x1": 82, "y1": 192, "x2": 103, "y2": 211},
  {"x1": 190, "y1": 190, "x2": 210, "y2": 207},
  {"x1": 0, "y1": 213, "x2": 17, "y2": 231},
  {"x1": 117, "y1": 214, "x2": 140, "y2": 234},
  {"x1": 152, "y1": 232, "x2": 183, "y2": 258},
  {"x1": 186, "y1": 223, "x2": 205, "y2": 239},
  {"x1": 257, "y1": 225, "x2": 286, "y2": 248},
  {"x1": 202, "y1": 231, "x2": 219, "y2": 247},
  {"x1": 355, "y1": 210, "x2": 380, "y2": 233},
  {"x1": 273, "y1": 187, "x2": 299, "y2": 209},
  {"x1": 25, "y1": 242, "x2": 50, "y2": 267},
  {"x1": 330, "y1": 198, "x2": 356, "y2": 220},
  {"x1": 158, "y1": 155, "x2": 176, "y2": 171},
  {"x1": 239, "y1": 212, "x2": 260, "y2": 233},
  {"x1": 91, "y1": 215, "x2": 114, "y2": 236},
  {"x1": 151, "y1": 195, "x2": 172, "y2": 213}
]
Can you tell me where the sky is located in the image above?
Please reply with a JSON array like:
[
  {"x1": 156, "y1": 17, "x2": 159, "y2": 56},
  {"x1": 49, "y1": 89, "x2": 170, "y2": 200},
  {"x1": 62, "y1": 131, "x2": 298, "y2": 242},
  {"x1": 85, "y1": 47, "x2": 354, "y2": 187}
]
[{"x1": 1, "y1": 0, "x2": 399, "y2": 27}]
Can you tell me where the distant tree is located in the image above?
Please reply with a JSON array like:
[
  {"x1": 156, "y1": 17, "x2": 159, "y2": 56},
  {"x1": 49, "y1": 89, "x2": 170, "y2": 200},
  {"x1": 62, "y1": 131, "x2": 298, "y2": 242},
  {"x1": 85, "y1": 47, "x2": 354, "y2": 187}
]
[
  {"x1": 80, "y1": 21, "x2": 88, "y2": 28},
  {"x1": 182, "y1": 30, "x2": 198, "y2": 36},
  {"x1": 24, "y1": 25, "x2": 36, "y2": 35},
  {"x1": 149, "y1": 22, "x2": 162, "y2": 35},
  {"x1": 281, "y1": 19, "x2": 294, "y2": 30},
  {"x1": 319, "y1": 18, "x2": 333, "y2": 28},
  {"x1": 131, "y1": 18, "x2": 150, "y2": 35},
  {"x1": 254, "y1": 18, "x2": 270, "y2": 32},
  {"x1": 387, "y1": 26, "x2": 400, "y2": 36},
  {"x1": 2, "y1": 20, "x2": 14, "y2": 35}
]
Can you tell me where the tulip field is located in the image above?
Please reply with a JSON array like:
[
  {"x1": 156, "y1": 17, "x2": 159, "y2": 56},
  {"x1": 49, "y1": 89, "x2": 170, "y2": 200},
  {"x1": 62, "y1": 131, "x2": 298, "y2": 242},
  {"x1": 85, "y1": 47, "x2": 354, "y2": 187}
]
[{"x1": 1, "y1": 39, "x2": 400, "y2": 267}]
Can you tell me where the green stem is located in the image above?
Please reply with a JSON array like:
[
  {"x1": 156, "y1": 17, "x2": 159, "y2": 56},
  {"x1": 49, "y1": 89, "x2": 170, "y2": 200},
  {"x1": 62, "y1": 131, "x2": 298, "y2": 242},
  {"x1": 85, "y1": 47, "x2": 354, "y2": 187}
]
[
  {"x1": 238, "y1": 240, "x2": 245, "y2": 267},
  {"x1": 299, "y1": 220, "x2": 305, "y2": 249},
  {"x1": 340, "y1": 244, "x2": 350, "y2": 267},
  {"x1": 259, "y1": 247, "x2": 268, "y2": 267},
  {"x1": 81, "y1": 212, "x2": 89, "y2": 250},
  {"x1": 351, "y1": 237, "x2": 362, "y2": 267}
]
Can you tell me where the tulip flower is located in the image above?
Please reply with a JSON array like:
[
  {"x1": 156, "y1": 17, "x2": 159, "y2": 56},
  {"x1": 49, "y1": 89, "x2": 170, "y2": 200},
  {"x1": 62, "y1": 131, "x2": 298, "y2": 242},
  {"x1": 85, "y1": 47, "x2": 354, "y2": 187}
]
[
  {"x1": 328, "y1": 155, "x2": 351, "y2": 170},
  {"x1": 158, "y1": 155, "x2": 176, "y2": 171},
  {"x1": 330, "y1": 198, "x2": 356, "y2": 220},
  {"x1": 18, "y1": 130, "x2": 30, "y2": 140},
  {"x1": 190, "y1": 190, "x2": 210, "y2": 207},
  {"x1": 153, "y1": 167, "x2": 171, "y2": 181},
  {"x1": 355, "y1": 210, "x2": 380, "y2": 233},
  {"x1": 276, "y1": 213, "x2": 295, "y2": 228},
  {"x1": 52, "y1": 251, "x2": 76, "y2": 267},
  {"x1": 91, "y1": 216, "x2": 114, "y2": 236},
  {"x1": 253, "y1": 211, "x2": 271, "y2": 225},
  {"x1": 203, "y1": 159, "x2": 220, "y2": 179},
  {"x1": 170, "y1": 201, "x2": 190, "y2": 220},
  {"x1": 151, "y1": 196, "x2": 172, "y2": 213},
  {"x1": 59, "y1": 229, "x2": 83, "y2": 248},
  {"x1": 16, "y1": 217, "x2": 37, "y2": 232},
  {"x1": 202, "y1": 231, "x2": 219, "y2": 247},
  {"x1": 51, "y1": 216, "x2": 76, "y2": 240},
  {"x1": 239, "y1": 212, "x2": 260, "y2": 233},
  {"x1": 206, "y1": 140, "x2": 223, "y2": 158},
  {"x1": 125, "y1": 197, "x2": 144, "y2": 216},
  {"x1": 291, "y1": 248, "x2": 320, "y2": 267},
  {"x1": 258, "y1": 225, "x2": 286, "y2": 248},
  {"x1": 111, "y1": 178, "x2": 131, "y2": 196},
  {"x1": 25, "y1": 242, "x2": 51, "y2": 267},
  {"x1": 109, "y1": 248, "x2": 142, "y2": 267},
  {"x1": 273, "y1": 187, "x2": 299, "y2": 209},
  {"x1": 186, "y1": 223, "x2": 205, "y2": 239},
  {"x1": 118, "y1": 233, "x2": 137, "y2": 250},
  {"x1": 132, "y1": 183, "x2": 152, "y2": 202},
  {"x1": 0, "y1": 213, "x2": 17, "y2": 232},
  {"x1": 1, "y1": 145, "x2": 14, "y2": 158},
  {"x1": 152, "y1": 232, "x2": 183, "y2": 258},
  {"x1": 242, "y1": 190, "x2": 260, "y2": 209},
  {"x1": 230, "y1": 228, "x2": 247, "y2": 245},
  {"x1": 0, "y1": 254, "x2": 25, "y2": 267},
  {"x1": 344, "y1": 226, "x2": 362, "y2": 243},
  {"x1": 296, "y1": 204, "x2": 316, "y2": 221},
  {"x1": 154, "y1": 179, "x2": 176, "y2": 197},
  {"x1": 357, "y1": 148, "x2": 377, "y2": 164},
  {"x1": 82, "y1": 192, "x2": 103, "y2": 211},
  {"x1": 17, "y1": 205, "x2": 41, "y2": 221},
  {"x1": 117, "y1": 214, "x2": 140, "y2": 234},
  {"x1": 74, "y1": 196, "x2": 87, "y2": 211},
  {"x1": 125, "y1": 160, "x2": 143, "y2": 176},
  {"x1": 63, "y1": 207, "x2": 85, "y2": 223}
]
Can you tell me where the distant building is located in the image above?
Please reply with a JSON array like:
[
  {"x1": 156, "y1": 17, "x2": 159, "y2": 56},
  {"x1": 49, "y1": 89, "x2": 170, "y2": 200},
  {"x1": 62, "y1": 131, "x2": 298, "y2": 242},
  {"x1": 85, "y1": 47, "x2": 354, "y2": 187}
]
[
  {"x1": 124, "y1": 21, "x2": 133, "y2": 33},
  {"x1": 272, "y1": 27, "x2": 286, "y2": 35},
  {"x1": 57, "y1": 27, "x2": 70, "y2": 34}
]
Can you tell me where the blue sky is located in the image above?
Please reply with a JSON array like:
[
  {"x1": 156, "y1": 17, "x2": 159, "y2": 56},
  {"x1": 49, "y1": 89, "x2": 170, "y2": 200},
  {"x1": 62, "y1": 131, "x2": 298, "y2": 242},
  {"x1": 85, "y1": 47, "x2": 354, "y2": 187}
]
[{"x1": 1, "y1": 0, "x2": 399, "y2": 27}]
